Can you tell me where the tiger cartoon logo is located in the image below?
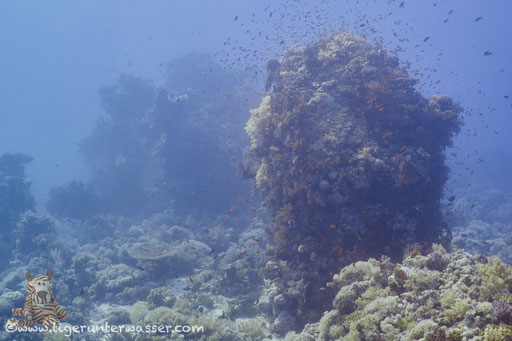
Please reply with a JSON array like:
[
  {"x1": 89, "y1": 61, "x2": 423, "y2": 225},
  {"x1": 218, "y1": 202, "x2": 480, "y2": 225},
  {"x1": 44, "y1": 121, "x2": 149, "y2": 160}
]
[{"x1": 6, "y1": 270, "x2": 67, "y2": 331}]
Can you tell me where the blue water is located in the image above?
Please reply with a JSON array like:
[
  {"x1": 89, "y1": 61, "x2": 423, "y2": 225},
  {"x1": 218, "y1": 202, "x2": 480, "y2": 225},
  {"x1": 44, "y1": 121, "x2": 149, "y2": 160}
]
[{"x1": 0, "y1": 1, "x2": 511, "y2": 340}]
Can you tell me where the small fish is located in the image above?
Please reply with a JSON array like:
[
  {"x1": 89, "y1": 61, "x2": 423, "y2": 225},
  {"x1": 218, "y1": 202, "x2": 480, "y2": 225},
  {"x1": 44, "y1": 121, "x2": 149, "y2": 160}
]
[
  {"x1": 252, "y1": 237, "x2": 260, "y2": 242},
  {"x1": 448, "y1": 10, "x2": 454, "y2": 14},
  {"x1": 448, "y1": 195, "x2": 455, "y2": 202},
  {"x1": 329, "y1": 224, "x2": 336, "y2": 229},
  {"x1": 477, "y1": 254, "x2": 488, "y2": 264},
  {"x1": 483, "y1": 50, "x2": 492, "y2": 56},
  {"x1": 410, "y1": 250, "x2": 419, "y2": 258},
  {"x1": 423, "y1": 36, "x2": 430, "y2": 42},
  {"x1": 380, "y1": 264, "x2": 388, "y2": 270},
  {"x1": 474, "y1": 16, "x2": 483, "y2": 22},
  {"x1": 399, "y1": 1, "x2": 405, "y2": 8},
  {"x1": 504, "y1": 95, "x2": 509, "y2": 99},
  {"x1": 225, "y1": 209, "x2": 236, "y2": 214},
  {"x1": 234, "y1": 15, "x2": 238, "y2": 21},
  {"x1": 335, "y1": 247, "x2": 343, "y2": 256}
]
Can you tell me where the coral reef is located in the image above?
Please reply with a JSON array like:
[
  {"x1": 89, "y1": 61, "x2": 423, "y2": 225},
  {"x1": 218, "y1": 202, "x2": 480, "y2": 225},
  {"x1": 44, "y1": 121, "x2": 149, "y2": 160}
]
[
  {"x1": 12, "y1": 211, "x2": 56, "y2": 257},
  {"x1": 287, "y1": 245, "x2": 512, "y2": 340},
  {"x1": 0, "y1": 153, "x2": 35, "y2": 265},
  {"x1": 446, "y1": 188, "x2": 512, "y2": 263},
  {"x1": 0, "y1": 153, "x2": 33, "y2": 177},
  {"x1": 243, "y1": 31, "x2": 463, "y2": 331},
  {"x1": 79, "y1": 74, "x2": 157, "y2": 216},
  {"x1": 120, "y1": 239, "x2": 213, "y2": 279},
  {"x1": 243, "y1": 32, "x2": 462, "y2": 263},
  {"x1": 77, "y1": 54, "x2": 257, "y2": 218},
  {"x1": 46, "y1": 180, "x2": 102, "y2": 220}
]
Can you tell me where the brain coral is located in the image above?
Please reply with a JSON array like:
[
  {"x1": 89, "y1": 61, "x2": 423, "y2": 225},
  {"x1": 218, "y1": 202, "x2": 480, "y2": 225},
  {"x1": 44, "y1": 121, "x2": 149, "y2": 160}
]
[{"x1": 243, "y1": 33, "x2": 462, "y2": 268}]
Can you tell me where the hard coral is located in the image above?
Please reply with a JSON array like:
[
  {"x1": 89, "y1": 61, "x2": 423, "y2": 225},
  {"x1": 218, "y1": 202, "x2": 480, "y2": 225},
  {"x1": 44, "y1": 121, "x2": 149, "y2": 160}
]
[
  {"x1": 243, "y1": 32, "x2": 462, "y2": 264},
  {"x1": 426, "y1": 250, "x2": 451, "y2": 271},
  {"x1": 243, "y1": 31, "x2": 463, "y2": 329},
  {"x1": 492, "y1": 300, "x2": 512, "y2": 324},
  {"x1": 292, "y1": 248, "x2": 512, "y2": 340}
]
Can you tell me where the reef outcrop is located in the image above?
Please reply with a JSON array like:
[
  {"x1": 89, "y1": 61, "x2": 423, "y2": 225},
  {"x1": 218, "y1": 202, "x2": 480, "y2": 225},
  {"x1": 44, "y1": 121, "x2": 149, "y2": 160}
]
[
  {"x1": 243, "y1": 32, "x2": 462, "y2": 264},
  {"x1": 242, "y1": 32, "x2": 463, "y2": 329}
]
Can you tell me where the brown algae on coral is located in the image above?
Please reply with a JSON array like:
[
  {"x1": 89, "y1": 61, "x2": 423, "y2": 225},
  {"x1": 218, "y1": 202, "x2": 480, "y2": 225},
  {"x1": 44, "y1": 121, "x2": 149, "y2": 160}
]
[
  {"x1": 243, "y1": 32, "x2": 463, "y2": 328},
  {"x1": 243, "y1": 32, "x2": 463, "y2": 264}
]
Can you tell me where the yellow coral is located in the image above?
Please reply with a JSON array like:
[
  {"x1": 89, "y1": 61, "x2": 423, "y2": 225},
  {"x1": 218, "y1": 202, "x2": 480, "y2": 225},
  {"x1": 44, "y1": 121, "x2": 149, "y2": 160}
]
[{"x1": 245, "y1": 96, "x2": 272, "y2": 146}]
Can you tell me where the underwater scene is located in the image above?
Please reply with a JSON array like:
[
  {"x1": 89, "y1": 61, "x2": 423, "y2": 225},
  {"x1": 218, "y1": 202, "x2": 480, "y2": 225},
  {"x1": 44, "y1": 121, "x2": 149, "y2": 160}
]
[{"x1": 1, "y1": 0, "x2": 511, "y2": 340}]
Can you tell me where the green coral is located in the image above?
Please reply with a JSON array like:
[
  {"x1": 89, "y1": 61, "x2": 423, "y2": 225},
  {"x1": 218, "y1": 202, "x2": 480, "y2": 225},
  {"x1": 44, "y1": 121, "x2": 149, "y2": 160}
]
[
  {"x1": 477, "y1": 257, "x2": 512, "y2": 301},
  {"x1": 482, "y1": 324, "x2": 512, "y2": 341},
  {"x1": 409, "y1": 319, "x2": 438, "y2": 339},
  {"x1": 395, "y1": 313, "x2": 416, "y2": 331},
  {"x1": 440, "y1": 290, "x2": 470, "y2": 324},
  {"x1": 236, "y1": 320, "x2": 266, "y2": 340},
  {"x1": 294, "y1": 248, "x2": 512, "y2": 340},
  {"x1": 129, "y1": 301, "x2": 150, "y2": 324},
  {"x1": 147, "y1": 287, "x2": 176, "y2": 308},
  {"x1": 144, "y1": 306, "x2": 189, "y2": 327},
  {"x1": 446, "y1": 329, "x2": 463, "y2": 341}
]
